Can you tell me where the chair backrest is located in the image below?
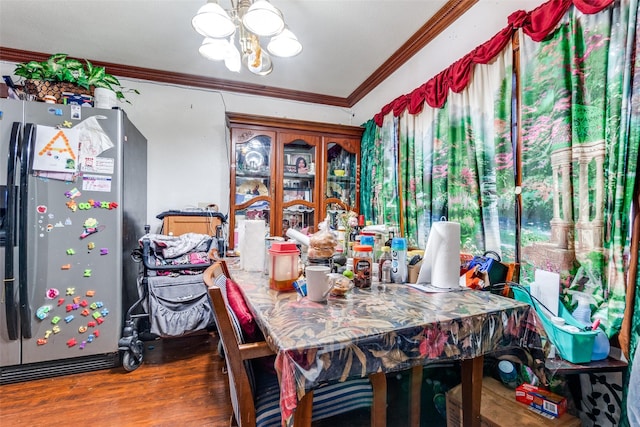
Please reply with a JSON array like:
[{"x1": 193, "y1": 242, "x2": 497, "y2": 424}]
[{"x1": 204, "y1": 260, "x2": 272, "y2": 427}]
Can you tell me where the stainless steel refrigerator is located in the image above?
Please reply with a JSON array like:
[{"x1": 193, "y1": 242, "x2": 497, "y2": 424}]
[{"x1": 0, "y1": 99, "x2": 147, "y2": 383}]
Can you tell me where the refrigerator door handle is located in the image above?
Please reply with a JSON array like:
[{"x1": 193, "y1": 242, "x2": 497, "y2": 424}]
[
  {"x1": 19, "y1": 123, "x2": 35, "y2": 339},
  {"x1": 3, "y1": 122, "x2": 21, "y2": 341}
]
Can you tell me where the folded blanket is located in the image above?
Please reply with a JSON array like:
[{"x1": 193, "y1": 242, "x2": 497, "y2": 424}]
[{"x1": 142, "y1": 232, "x2": 212, "y2": 259}]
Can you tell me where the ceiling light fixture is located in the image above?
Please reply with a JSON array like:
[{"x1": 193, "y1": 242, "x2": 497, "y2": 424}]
[{"x1": 192, "y1": 0, "x2": 302, "y2": 75}]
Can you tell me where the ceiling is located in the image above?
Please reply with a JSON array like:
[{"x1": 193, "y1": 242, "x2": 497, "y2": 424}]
[{"x1": 0, "y1": 0, "x2": 476, "y2": 107}]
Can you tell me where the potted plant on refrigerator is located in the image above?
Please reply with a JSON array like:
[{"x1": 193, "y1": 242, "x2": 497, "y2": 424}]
[{"x1": 13, "y1": 53, "x2": 138, "y2": 104}]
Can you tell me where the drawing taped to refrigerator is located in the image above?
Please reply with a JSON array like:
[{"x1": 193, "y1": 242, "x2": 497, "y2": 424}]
[{"x1": 0, "y1": 99, "x2": 147, "y2": 384}]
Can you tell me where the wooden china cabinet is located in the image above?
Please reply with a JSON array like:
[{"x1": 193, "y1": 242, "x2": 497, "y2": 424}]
[{"x1": 226, "y1": 113, "x2": 363, "y2": 249}]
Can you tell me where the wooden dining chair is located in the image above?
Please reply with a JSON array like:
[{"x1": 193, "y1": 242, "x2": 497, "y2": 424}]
[{"x1": 203, "y1": 260, "x2": 387, "y2": 427}]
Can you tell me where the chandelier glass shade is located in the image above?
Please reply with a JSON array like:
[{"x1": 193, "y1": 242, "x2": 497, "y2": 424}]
[{"x1": 192, "y1": 0, "x2": 302, "y2": 75}]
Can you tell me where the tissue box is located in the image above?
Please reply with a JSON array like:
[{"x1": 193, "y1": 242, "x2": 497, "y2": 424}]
[
  {"x1": 446, "y1": 378, "x2": 579, "y2": 426},
  {"x1": 515, "y1": 383, "x2": 567, "y2": 418}
]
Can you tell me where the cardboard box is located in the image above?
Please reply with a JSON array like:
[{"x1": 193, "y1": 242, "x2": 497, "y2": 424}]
[
  {"x1": 446, "y1": 377, "x2": 581, "y2": 427},
  {"x1": 515, "y1": 383, "x2": 567, "y2": 418}
]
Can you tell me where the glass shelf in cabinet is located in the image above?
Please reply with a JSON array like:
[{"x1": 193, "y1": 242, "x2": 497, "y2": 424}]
[
  {"x1": 284, "y1": 172, "x2": 315, "y2": 179},
  {"x1": 236, "y1": 170, "x2": 270, "y2": 178}
]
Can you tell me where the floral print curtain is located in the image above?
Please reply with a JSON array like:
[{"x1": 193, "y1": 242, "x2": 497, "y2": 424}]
[
  {"x1": 360, "y1": 115, "x2": 401, "y2": 231},
  {"x1": 395, "y1": 48, "x2": 516, "y2": 256},
  {"x1": 359, "y1": 119, "x2": 377, "y2": 222},
  {"x1": 518, "y1": 0, "x2": 638, "y2": 338},
  {"x1": 361, "y1": 0, "x2": 640, "y2": 424}
]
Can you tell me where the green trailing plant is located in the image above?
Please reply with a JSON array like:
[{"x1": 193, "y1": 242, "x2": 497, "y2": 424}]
[{"x1": 14, "y1": 53, "x2": 139, "y2": 103}]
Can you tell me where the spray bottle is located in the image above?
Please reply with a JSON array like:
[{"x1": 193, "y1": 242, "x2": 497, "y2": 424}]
[{"x1": 571, "y1": 292, "x2": 610, "y2": 361}]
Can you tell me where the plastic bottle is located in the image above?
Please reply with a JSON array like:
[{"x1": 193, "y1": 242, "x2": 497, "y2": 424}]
[
  {"x1": 571, "y1": 295, "x2": 592, "y2": 326},
  {"x1": 591, "y1": 325, "x2": 610, "y2": 361},
  {"x1": 378, "y1": 246, "x2": 392, "y2": 284},
  {"x1": 360, "y1": 235, "x2": 375, "y2": 253},
  {"x1": 390, "y1": 237, "x2": 408, "y2": 283},
  {"x1": 346, "y1": 258, "x2": 353, "y2": 274},
  {"x1": 571, "y1": 295, "x2": 610, "y2": 361}
]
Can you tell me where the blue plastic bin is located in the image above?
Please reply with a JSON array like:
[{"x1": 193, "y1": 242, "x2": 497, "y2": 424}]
[{"x1": 512, "y1": 285, "x2": 597, "y2": 364}]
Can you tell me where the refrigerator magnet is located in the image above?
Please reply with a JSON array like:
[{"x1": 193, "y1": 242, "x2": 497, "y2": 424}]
[
  {"x1": 65, "y1": 188, "x2": 81, "y2": 199},
  {"x1": 46, "y1": 288, "x2": 60, "y2": 299},
  {"x1": 66, "y1": 200, "x2": 78, "y2": 211},
  {"x1": 36, "y1": 305, "x2": 52, "y2": 320}
]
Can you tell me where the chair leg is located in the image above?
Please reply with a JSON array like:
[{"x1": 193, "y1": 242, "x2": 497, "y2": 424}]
[
  {"x1": 293, "y1": 390, "x2": 314, "y2": 426},
  {"x1": 369, "y1": 372, "x2": 387, "y2": 427}
]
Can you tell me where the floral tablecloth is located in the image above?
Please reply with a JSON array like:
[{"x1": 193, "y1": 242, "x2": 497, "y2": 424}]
[{"x1": 232, "y1": 269, "x2": 545, "y2": 425}]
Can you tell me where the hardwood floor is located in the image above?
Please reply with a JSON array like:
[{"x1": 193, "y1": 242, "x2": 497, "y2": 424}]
[
  {"x1": 0, "y1": 333, "x2": 232, "y2": 426},
  {"x1": 0, "y1": 333, "x2": 375, "y2": 427}
]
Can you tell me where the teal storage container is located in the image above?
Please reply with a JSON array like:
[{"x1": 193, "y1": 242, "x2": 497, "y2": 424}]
[{"x1": 512, "y1": 285, "x2": 597, "y2": 364}]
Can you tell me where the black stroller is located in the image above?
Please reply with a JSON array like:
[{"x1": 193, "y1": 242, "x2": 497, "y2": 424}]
[{"x1": 119, "y1": 225, "x2": 217, "y2": 372}]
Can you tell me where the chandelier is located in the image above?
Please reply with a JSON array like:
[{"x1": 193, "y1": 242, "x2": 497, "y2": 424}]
[{"x1": 192, "y1": 0, "x2": 302, "y2": 76}]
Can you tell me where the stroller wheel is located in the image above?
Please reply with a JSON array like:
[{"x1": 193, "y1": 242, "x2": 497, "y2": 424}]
[{"x1": 122, "y1": 350, "x2": 143, "y2": 372}]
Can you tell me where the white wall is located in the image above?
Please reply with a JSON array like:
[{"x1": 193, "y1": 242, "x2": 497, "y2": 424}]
[
  {"x1": 0, "y1": 0, "x2": 547, "y2": 233},
  {"x1": 351, "y1": 0, "x2": 546, "y2": 124},
  {"x1": 0, "y1": 62, "x2": 355, "y2": 232},
  {"x1": 119, "y1": 81, "x2": 356, "y2": 232}
]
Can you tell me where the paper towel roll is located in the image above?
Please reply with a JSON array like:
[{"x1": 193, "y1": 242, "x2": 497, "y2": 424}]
[
  {"x1": 416, "y1": 221, "x2": 461, "y2": 290},
  {"x1": 242, "y1": 220, "x2": 266, "y2": 272}
]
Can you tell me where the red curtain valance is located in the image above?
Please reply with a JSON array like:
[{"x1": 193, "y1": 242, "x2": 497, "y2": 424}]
[{"x1": 373, "y1": 0, "x2": 614, "y2": 126}]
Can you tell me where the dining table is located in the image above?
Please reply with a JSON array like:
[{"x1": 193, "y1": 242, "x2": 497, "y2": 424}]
[{"x1": 231, "y1": 267, "x2": 546, "y2": 427}]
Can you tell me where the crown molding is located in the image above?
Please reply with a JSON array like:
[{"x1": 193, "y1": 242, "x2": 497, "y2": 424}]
[
  {"x1": 0, "y1": 0, "x2": 472, "y2": 108},
  {"x1": 347, "y1": 0, "x2": 478, "y2": 106}
]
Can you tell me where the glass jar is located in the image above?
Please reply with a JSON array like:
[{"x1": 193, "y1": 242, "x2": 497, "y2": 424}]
[{"x1": 353, "y1": 244, "x2": 373, "y2": 288}]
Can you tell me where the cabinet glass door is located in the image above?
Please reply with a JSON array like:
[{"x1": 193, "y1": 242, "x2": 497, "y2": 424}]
[
  {"x1": 325, "y1": 140, "x2": 357, "y2": 215},
  {"x1": 280, "y1": 136, "x2": 317, "y2": 237},
  {"x1": 234, "y1": 134, "x2": 272, "y2": 226}
]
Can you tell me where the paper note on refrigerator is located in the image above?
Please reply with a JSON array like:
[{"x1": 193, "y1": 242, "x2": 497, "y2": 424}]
[
  {"x1": 82, "y1": 174, "x2": 112, "y2": 192},
  {"x1": 32, "y1": 125, "x2": 80, "y2": 173},
  {"x1": 531, "y1": 269, "x2": 560, "y2": 317}
]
